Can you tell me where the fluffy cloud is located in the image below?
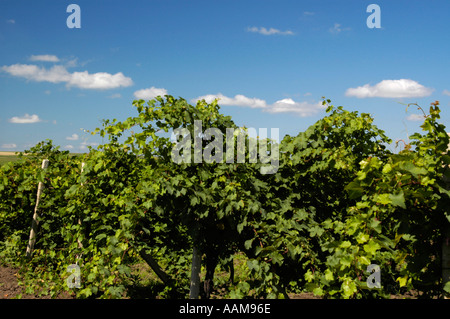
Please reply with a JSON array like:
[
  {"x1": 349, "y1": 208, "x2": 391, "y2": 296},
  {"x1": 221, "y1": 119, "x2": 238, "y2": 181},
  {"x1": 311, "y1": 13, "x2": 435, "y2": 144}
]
[
  {"x1": 247, "y1": 26, "x2": 294, "y2": 36},
  {"x1": 345, "y1": 79, "x2": 434, "y2": 98},
  {"x1": 194, "y1": 93, "x2": 267, "y2": 109},
  {"x1": 193, "y1": 93, "x2": 325, "y2": 117},
  {"x1": 1, "y1": 63, "x2": 133, "y2": 90},
  {"x1": 1, "y1": 64, "x2": 70, "y2": 83},
  {"x1": 29, "y1": 54, "x2": 60, "y2": 62},
  {"x1": 443, "y1": 89, "x2": 450, "y2": 96},
  {"x1": 9, "y1": 114, "x2": 41, "y2": 124},
  {"x1": 66, "y1": 134, "x2": 79, "y2": 141},
  {"x1": 134, "y1": 87, "x2": 168, "y2": 100},
  {"x1": 1, "y1": 143, "x2": 17, "y2": 149},
  {"x1": 68, "y1": 71, "x2": 133, "y2": 89},
  {"x1": 268, "y1": 98, "x2": 326, "y2": 116}
]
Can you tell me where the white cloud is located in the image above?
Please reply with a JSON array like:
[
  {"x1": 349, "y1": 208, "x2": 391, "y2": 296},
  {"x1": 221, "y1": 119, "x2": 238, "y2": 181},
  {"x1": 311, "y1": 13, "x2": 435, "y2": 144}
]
[
  {"x1": 108, "y1": 93, "x2": 122, "y2": 99},
  {"x1": 66, "y1": 134, "x2": 79, "y2": 141},
  {"x1": 192, "y1": 93, "x2": 325, "y2": 117},
  {"x1": 329, "y1": 23, "x2": 351, "y2": 34},
  {"x1": 6, "y1": 19, "x2": 15, "y2": 24},
  {"x1": 406, "y1": 114, "x2": 425, "y2": 122},
  {"x1": 9, "y1": 114, "x2": 41, "y2": 124},
  {"x1": 345, "y1": 79, "x2": 434, "y2": 98},
  {"x1": 67, "y1": 71, "x2": 133, "y2": 90},
  {"x1": 134, "y1": 87, "x2": 168, "y2": 100},
  {"x1": 443, "y1": 89, "x2": 450, "y2": 96},
  {"x1": 64, "y1": 145, "x2": 74, "y2": 150},
  {"x1": 303, "y1": 11, "x2": 315, "y2": 16},
  {"x1": 65, "y1": 58, "x2": 78, "y2": 68},
  {"x1": 269, "y1": 98, "x2": 326, "y2": 116},
  {"x1": 1, "y1": 64, "x2": 70, "y2": 83},
  {"x1": 1, "y1": 143, "x2": 17, "y2": 148},
  {"x1": 247, "y1": 26, "x2": 294, "y2": 36},
  {"x1": 329, "y1": 23, "x2": 341, "y2": 33},
  {"x1": 194, "y1": 93, "x2": 267, "y2": 109},
  {"x1": 1, "y1": 63, "x2": 133, "y2": 90},
  {"x1": 29, "y1": 54, "x2": 60, "y2": 62}
]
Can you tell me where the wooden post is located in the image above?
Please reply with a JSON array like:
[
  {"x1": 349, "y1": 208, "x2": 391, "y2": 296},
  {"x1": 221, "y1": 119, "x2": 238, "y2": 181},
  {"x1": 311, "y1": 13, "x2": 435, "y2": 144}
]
[
  {"x1": 26, "y1": 159, "x2": 49, "y2": 258},
  {"x1": 189, "y1": 246, "x2": 202, "y2": 299}
]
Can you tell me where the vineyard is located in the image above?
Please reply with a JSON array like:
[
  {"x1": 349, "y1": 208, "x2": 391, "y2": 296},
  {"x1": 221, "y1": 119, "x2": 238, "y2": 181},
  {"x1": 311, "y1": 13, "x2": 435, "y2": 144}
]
[{"x1": 0, "y1": 96, "x2": 449, "y2": 299}]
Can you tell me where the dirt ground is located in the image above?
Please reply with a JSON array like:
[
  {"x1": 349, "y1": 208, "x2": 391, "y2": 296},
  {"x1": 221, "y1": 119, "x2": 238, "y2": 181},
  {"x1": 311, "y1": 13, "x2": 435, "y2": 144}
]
[
  {"x1": 0, "y1": 265, "x2": 23, "y2": 299},
  {"x1": 0, "y1": 264, "x2": 41, "y2": 299},
  {"x1": 0, "y1": 264, "x2": 74, "y2": 299}
]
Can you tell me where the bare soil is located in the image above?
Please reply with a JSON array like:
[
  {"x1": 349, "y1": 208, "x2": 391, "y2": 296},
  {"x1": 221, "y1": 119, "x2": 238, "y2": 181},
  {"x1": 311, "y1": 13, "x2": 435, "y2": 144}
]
[{"x1": 0, "y1": 264, "x2": 73, "y2": 299}]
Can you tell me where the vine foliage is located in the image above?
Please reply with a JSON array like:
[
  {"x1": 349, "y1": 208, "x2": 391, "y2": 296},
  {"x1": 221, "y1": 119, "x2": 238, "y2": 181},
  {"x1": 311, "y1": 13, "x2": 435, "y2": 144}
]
[{"x1": 0, "y1": 97, "x2": 449, "y2": 299}]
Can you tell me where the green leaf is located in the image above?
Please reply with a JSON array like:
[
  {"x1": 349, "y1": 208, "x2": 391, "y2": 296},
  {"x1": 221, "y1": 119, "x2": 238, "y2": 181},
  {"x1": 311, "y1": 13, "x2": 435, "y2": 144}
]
[
  {"x1": 397, "y1": 276, "x2": 408, "y2": 288},
  {"x1": 340, "y1": 255, "x2": 353, "y2": 269},
  {"x1": 244, "y1": 238, "x2": 254, "y2": 250},
  {"x1": 443, "y1": 281, "x2": 450, "y2": 294},
  {"x1": 247, "y1": 259, "x2": 260, "y2": 272},
  {"x1": 309, "y1": 225, "x2": 324, "y2": 237},
  {"x1": 389, "y1": 191, "x2": 406, "y2": 209},
  {"x1": 313, "y1": 287, "x2": 324, "y2": 296},
  {"x1": 359, "y1": 256, "x2": 371, "y2": 266},
  {"x1": 398, "y1": 161, "x2": 427, "y2": 178},
  {"x1": 345, "y1": 181, "x2": 364, "y2": 199},
  {"x1": 94, "y1": 162, "x2": 102, "y2": 172},
  {"x1": 356, "y1": 233, "x2": 370, "y2": 244},
  {"x1": 363, "y1": 240, "x2": 381, "y2": 255},
  {"x1": 341, "y1": 279, "x2": 357, "y2": 298},
  {"x1": 237, "y1": 222, "x2": 245, "y2": 233},
  {"x1": 324, "y1": 269, "x2": 334, "y2": 281},
  {"x1": 305, "y1": 270, "x2": 314, "y2": 282},
  {"x1": 340, "y1": 241, "x2": 352, "y2": 248},
  {"x1": 369, "y1": 218, "x2": 382, "y2": 233},
  {"x1": 190, "y1": 196, "x2": 199, "y2": 206},
  {"x1": 375, "y1": 193, "x2": 391, "y2": 205},
  {"x1": 382, "y1": 163, "x2": 392, "y2": 174}
]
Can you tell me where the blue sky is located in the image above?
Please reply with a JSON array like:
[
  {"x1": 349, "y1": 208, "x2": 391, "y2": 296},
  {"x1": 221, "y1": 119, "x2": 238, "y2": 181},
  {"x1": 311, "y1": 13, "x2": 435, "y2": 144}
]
[{"x1": 1, "y1": 0, "x2": 449, "y2": 152}]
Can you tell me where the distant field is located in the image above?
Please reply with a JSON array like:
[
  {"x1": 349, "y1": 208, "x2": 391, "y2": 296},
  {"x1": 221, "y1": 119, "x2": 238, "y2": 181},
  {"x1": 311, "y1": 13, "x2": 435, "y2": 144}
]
[
  {"x1": 0, "y1": 152, "x2": 85, "y2": 166},
  {"x1": 0, "y1": 152, "x2": 21, "y2": 166}
]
